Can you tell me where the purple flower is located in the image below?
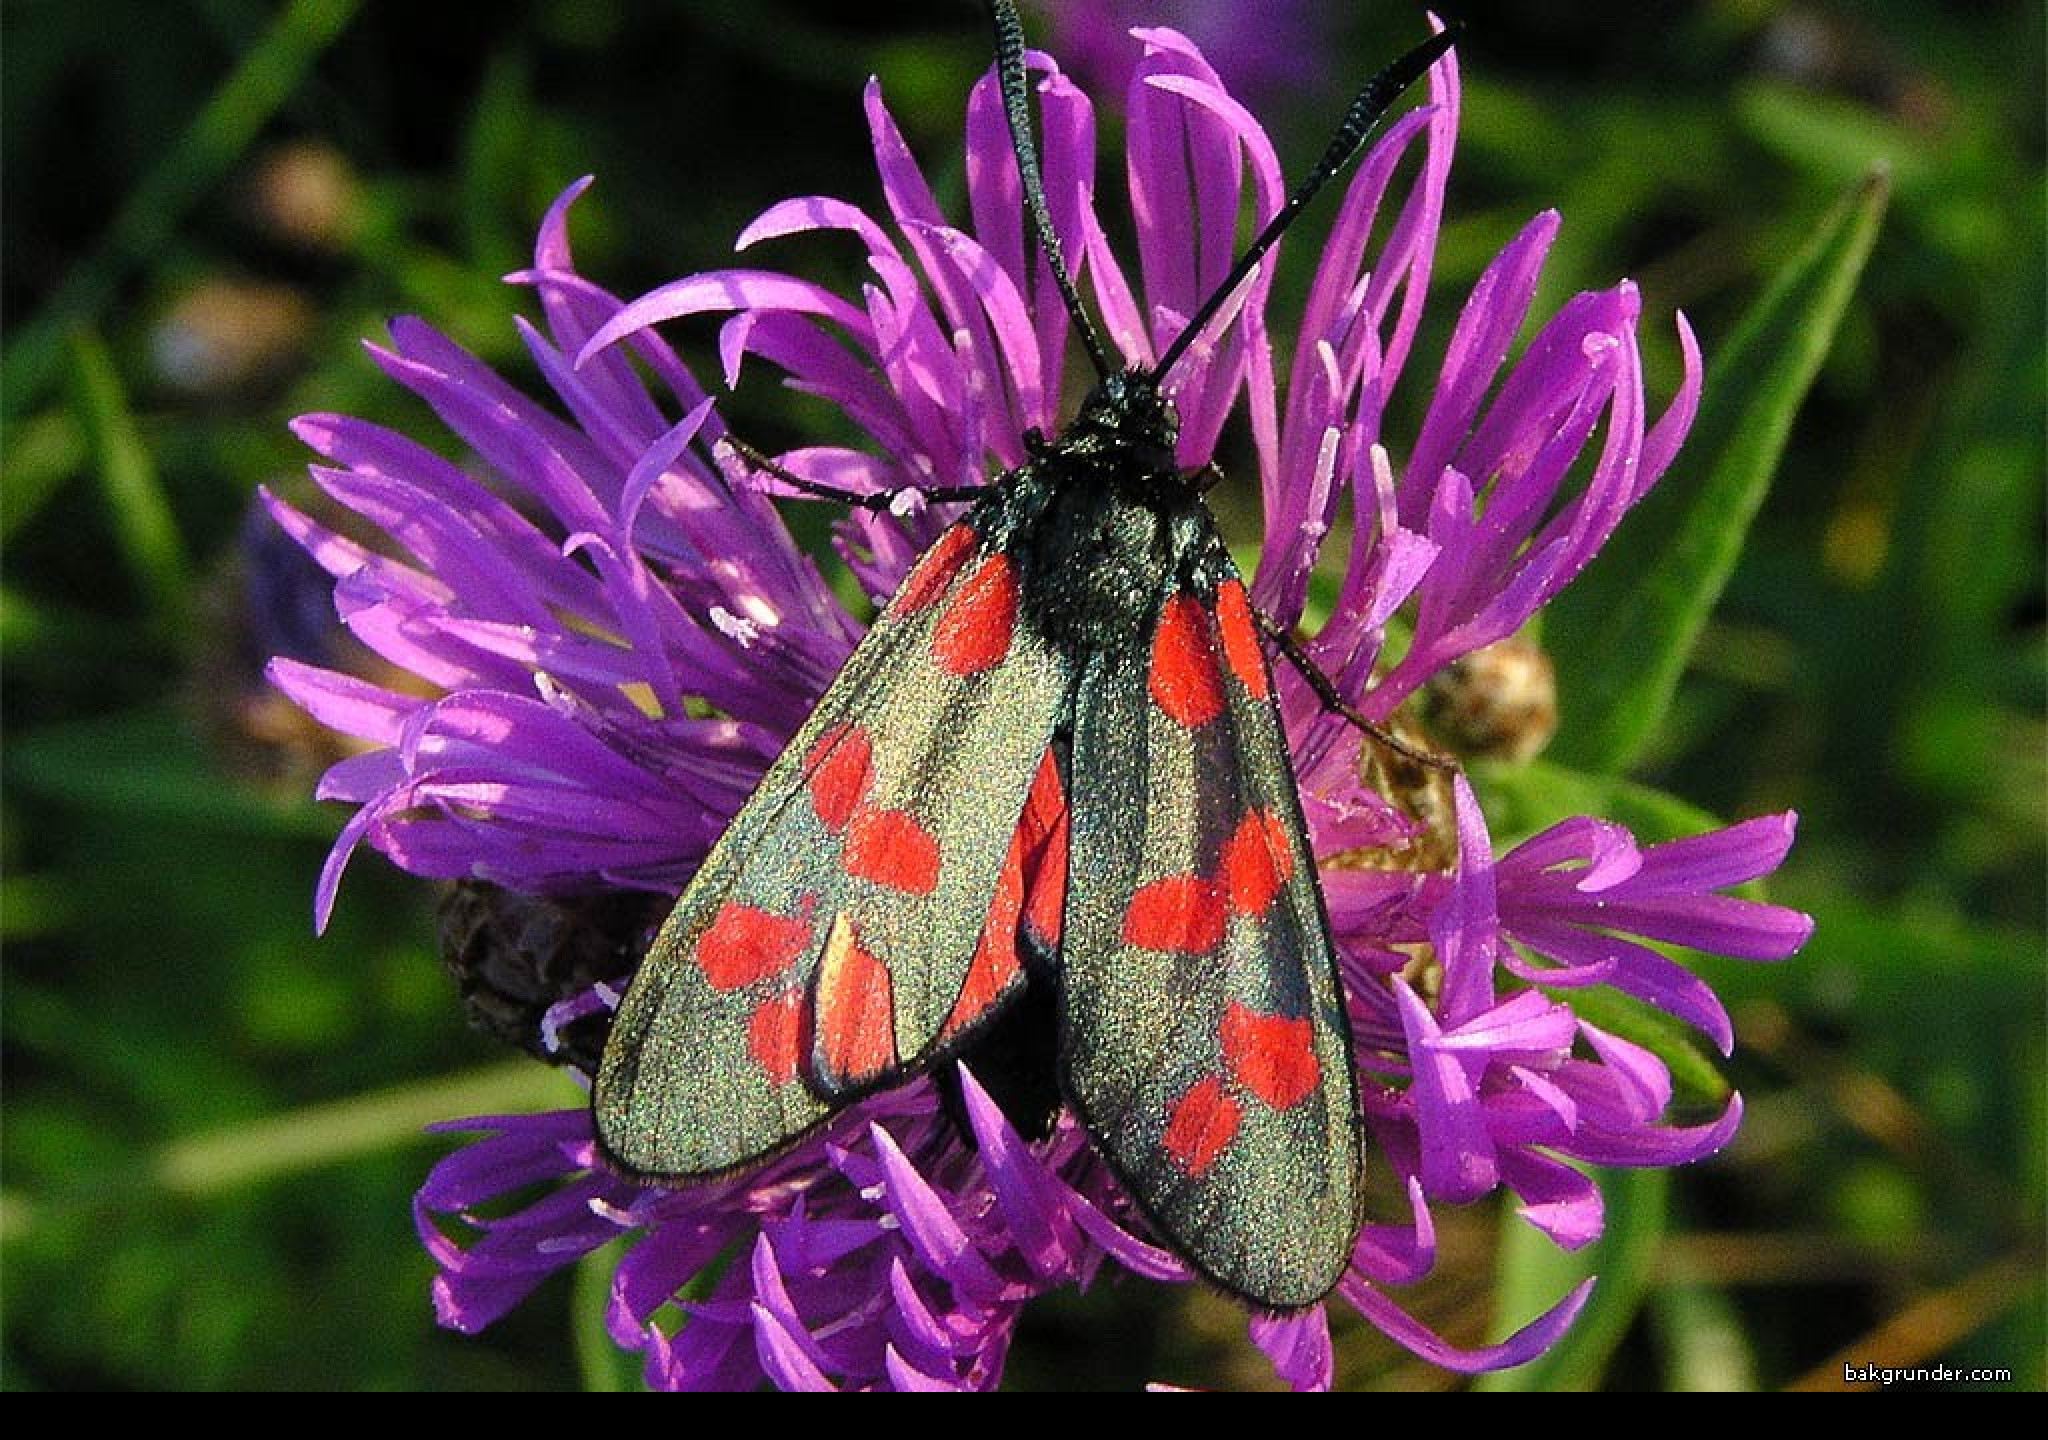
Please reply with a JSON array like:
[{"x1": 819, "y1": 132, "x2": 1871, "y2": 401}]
[{"x1": 276, "y1": 24, "x2": 1811, "y2": 1391}]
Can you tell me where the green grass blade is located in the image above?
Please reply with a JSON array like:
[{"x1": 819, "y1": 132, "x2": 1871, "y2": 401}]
[
  {"x1": 6, "y1": 708, "x2": 340, "y2": 836},
  {"x1": 1, "y1": 0, "x2": 364, "y2": 419},
  {"x1": 1653, "y1": 1280, "x2": 1760, "y2": 1391},
  {"x1": 1548, "y1": 167, "x2": 1891, "y2": 775},
  {"x1": 151, "y1": 1061, "x2": 580, "y2": 1198},
  {"x1": 0, "y1": 871, "x2": 75, "y2": 941},
  {"x1": 66, "y1": 330, "x2": 193, "y2": 629},
  {"x1": 1477, "y1": 1166, "x2": 1671, "y2": 1390},
  {"x1": 0, "y1": 410, "x2": 86, "y2": 544},
  {"x1": 574, "y1": 1240, "x2": 642, "y2": 1392}
]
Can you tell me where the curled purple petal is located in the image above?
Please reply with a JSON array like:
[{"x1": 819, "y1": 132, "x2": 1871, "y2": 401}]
[
  {"x1": 1249, "y1": 1306, "x2": 1335, "y2": 1392},
  {"x1": 1338, "y1": 1274, "x2": 1596, "y2": 1375},
  {"x1": 1499, "y1": 1148, "x2": 1605, "y2": 1250},
  {"x1": 752, "y1": 1300, "x2": 840, "y2": 1392}
]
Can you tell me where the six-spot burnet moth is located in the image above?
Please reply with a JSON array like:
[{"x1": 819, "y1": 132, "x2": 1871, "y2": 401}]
[{"x1": 592, "y1": 0, "x2": 1460, "y2": 1311}]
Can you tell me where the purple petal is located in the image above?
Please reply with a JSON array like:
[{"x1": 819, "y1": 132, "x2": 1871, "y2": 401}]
[
  {"x1": 867, "y1": 1123, "x2": 1008, "y2": 1305},
  {"x1": 1572, "y1": 1091, "x2": 1746, "y2": 1169},
  {"x1": 1337, "y1": 1274, "x2": 1596, "y2": 1374},
  {"x1": 1504, "y1": 918, "x2": 1734, "y2": 1053},
  {"x1": 1249, "y1": 1306, "x2": 1335, "y2": 1392},
  {"x1": 1350, "y1": 1176, "x2": 1437, "y2": 1287},
  {"x1": 884, "y1": 1344, "x2": 969, "y2": 1392},
  {"x1": 1403, "y1": 211, "x2": 1560, "y2": 523},
  {"x1": 958, "y1": 1065, "x2": 1082, "y2": 1277},
  {"x1": 265, "y1": 657, "x2": 412, "y2": 747},
  {"x1": 1498, "y1": 1149, "x2": 1605, "y2": 1250},
  {"x1": 1576, "y1": 1021, "x2": 1674, "y2": 1123},
  {"x1": 1432, "y1": 774, "x2": 1501, "y2": 1022},
  {"x1": 739, "y1": 194, "x2": 897, "y2": 258},
  {"x1": 1638, "y1": 312, "x2": 1704, "y2": 494},
  {"x1": 884, "y1": 1258, "x2": 960, "y2": 1375},
  {"x1": 752, "y1": 1301, "x2": 839, "y2": 1391},
  {"x1": 1063, "y1": 1185, "x2": 1191, "y2": 1283},
  {"x1": 1432, "y1": 988, "x2": 1578, "y2": 1056},
  {"x1": 1630, "y1": 811, "x2": 1802, "y2": 892},
  {"x1": 1393, "y1": 979, "x2": 1498, "y2": 1201},
  {"x1": 618, "y1": 397, "x2": 718, "y2": 538},
  {"x1": 580, "y1": 270, "x2": 874, "y2": 365}
]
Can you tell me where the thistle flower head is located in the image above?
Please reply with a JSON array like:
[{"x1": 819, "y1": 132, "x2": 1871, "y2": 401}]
[{"x1": 274, "y1": 23, "x2": 1810, "y2": 1391}]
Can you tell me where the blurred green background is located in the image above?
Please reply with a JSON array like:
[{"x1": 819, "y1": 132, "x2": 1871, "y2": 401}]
[{"x1": 3, "y1": 0, "x2": 2041, "y2": 1391}]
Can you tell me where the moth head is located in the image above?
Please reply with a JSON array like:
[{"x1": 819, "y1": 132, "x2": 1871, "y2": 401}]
[{"x1": 1072, "y1": 368, "x2": 1180, "y2": 474}]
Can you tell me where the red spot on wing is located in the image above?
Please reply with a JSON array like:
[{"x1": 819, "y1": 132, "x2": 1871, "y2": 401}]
[
  {"x1": 843, "y1": 808, "x2": 942, "y2": 895},
  {"x1": 895, "y1": 524, "x2": 978, "y2": 615},
  {"x1": 806, "y1": 723, "x2": 874, "y2": 833},
  {"x1": 1150, "y1": 594, "x2": 1225, "y2": 728},
  {"x1": 813, "y1": 913, "x2": 897, "y2": 1085},
  {"x1": 932, "y1": 553, "x2": 1019, "y2": 676},
  {"x1": 695, "y1": 903, "x2": 814, "y2": 991},
  {"x1": 1122, "y1": 874, "x2": 1225, "y2": 954},
  {"x1": 1220, "y1": 808, "x2": 1296, "y2": 917},
  {"x1": 1215, "y1": 581, "x2": 1270, "y2": 699},
  {"x1": 746, "y1": 989, "x2": 808, "y2": 1086},
  {"x1": 1163, "y1": 1075, "x2": 1241, "y2": 1178},
  {"x1": 1020, "y1": 748, "x2": 1068, "y2": 955},
  {"x1": 1221, "y1": 1002, "x2": 1321, "y2": 1111},
  {"x1": 943, "y1": 746, "x2": 1070, "y2": 1039},
  {"x1": 944, "y1": 816, "x2": 1025, "y2": 1040}
]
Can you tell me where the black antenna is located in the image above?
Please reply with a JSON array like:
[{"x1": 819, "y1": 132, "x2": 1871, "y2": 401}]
[
  {"x1": 989, "y1": 0, "x2": 1118, "y2": 381},
  {"x1": 1151, "y1": 25, "x2": 1461, "y2": 384}
]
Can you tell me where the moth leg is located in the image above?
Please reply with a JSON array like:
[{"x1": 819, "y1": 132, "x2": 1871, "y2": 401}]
[
  {"x1": 718, "y1": 434, "x2": 985, "y2": 511},
  {"x1": 1252, "y1": 608, "x2": 1456, "y2": 773}
]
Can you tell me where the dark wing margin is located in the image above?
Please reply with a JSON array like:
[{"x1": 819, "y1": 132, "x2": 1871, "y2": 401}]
[
  {"x1": 1059, "y1": 564, "x2": 1362, "y2": 1311},
  {"x1": 594, "y1": 522, "x2": 1072, "y2": 1179}
]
